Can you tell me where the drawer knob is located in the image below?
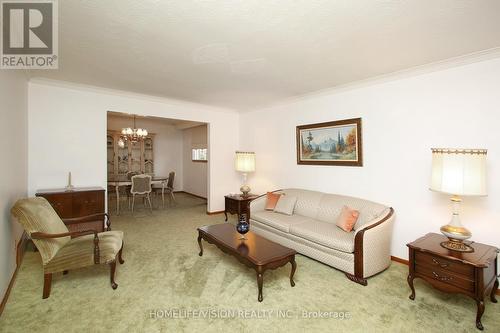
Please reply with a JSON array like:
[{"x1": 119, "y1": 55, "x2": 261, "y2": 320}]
[
  {"x1": 432, "y1": 271, "x2": 453, "y2": 282},
  {"x1": 432, "y1": 258, "x2": 449, "y2": 268}
]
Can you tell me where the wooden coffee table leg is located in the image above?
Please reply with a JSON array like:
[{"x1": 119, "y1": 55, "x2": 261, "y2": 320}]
[
  {"x1": 290, "y1": 256, "x2": 296, "y2": 287},
  {"x1": 197, "y1": 232, "x2": 203, "y2": 256},
  {"x1": 256, "y1": 268, "x2": 264, "y2": 302}
]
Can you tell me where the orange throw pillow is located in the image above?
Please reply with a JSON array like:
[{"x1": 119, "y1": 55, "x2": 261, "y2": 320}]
[
  {"x1": 336, "y1": 206, "x2": 359, "y2": 232},
  {"x1": 265, "y1": 192, "x2": 282, "y2": 210}
]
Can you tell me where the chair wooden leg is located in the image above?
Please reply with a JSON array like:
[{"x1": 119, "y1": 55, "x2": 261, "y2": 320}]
[
  {"x1": 118, "y1": 243, "x2": 125, "y2": 264},
  {"x1": 43, "y1": 273, "x2": 52, "y2": 299},
  {"x1": 131, "y1": 194, "x2": 135, "y2": 213},
  {"x1": 110, "y1": 261, "x2": 118, "y2": 289}
]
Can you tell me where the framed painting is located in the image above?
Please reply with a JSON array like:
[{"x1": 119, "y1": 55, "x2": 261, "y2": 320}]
[{"x1": 296, "y1": 118, "x2": 363, "y2": 166}]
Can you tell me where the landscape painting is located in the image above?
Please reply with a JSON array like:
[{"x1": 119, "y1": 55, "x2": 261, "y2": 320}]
[{"x1": 296, "y1": 118, "x2": 363, "y2": 166}]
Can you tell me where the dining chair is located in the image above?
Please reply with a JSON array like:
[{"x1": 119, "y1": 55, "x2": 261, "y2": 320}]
[
  {"x1": 166, "y1": 171, "x2": 176, "y2": 204},
  {"x1": 125, "y1": 171, "x2": 139, "y2": 208},
  {"x1": 153, "y1": 171, "x2": 176, "y2": 208},
  {"x1": 130, "y1": 174, "x2": 153, "y2": 213}
]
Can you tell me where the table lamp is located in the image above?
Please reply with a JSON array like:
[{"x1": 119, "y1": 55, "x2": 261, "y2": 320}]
[
  {"x1": 430, "y1": 148, "x2": 487, "y2": 252},
  {"x1": 235, "y1": 151, "x2": 255, "y2": 197}
]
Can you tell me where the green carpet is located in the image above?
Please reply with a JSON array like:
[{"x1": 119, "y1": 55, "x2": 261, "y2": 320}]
[{"x1": 1, "y1": 193, "x2": 499, "y2": 332}]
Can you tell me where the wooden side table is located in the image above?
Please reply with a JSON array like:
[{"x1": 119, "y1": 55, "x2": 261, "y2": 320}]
[
  {"x1": 407, "y1": 233, "x2": 499, "y2": 330},
  {"x1": 224, "y1": 194, "x2": 258, "y2": 222}
]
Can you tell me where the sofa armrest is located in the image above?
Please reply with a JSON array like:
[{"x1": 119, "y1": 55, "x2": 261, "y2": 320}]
[
  {"x1": 250, "y1": 189, "x2": 284, "y2": 215},
  {"x1": 250, "y1": 194, "x2": 267, "y2": 213},
  {"x1": 353, "y1": 208, "x2": 395, "y2": 280}
]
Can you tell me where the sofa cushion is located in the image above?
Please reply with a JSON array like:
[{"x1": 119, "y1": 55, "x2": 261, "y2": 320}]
[
  {"x1": 274, "y1": 196, "x2": 297, "y2": 215},
  {"x1": 315, "y1": 193, "x2": 387, "y2": 231},
  {"x1": 45, "y1": 230, "x2": 123, "y2": 273},
  {"x1": 280, "y1": 189, "x2": 324, "y2": 218},
  {"x1": 251, "y1": 211, "x2": 314, "y2": 233},
  {"x1": 289, "y1": 220, "x2": 356, "y2": 253}
]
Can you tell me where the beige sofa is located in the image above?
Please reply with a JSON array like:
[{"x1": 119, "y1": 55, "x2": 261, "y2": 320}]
[{"x1": 249, "y1": 189, "x2": 395, "y2": 285}]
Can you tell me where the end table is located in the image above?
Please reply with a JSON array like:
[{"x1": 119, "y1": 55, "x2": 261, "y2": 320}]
[
  {"x1": 407, "y1": 233, "x2": 499, "y2": 330},
  {"x1": 224, "y1": 194, "x2": 259, "y2": 222}
]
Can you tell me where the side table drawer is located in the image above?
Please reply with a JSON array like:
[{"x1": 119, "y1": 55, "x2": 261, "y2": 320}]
[
  {"x1": 415, "y1": 263, "x2": 475, "y2": 292},
  {"x1": 415, "y1": 251, "x2": 474, "y2": 278}
]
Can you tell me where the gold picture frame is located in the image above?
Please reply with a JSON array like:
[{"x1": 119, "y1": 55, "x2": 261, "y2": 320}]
[{"x1": 296, "y1": 118, "x2": 363, "y2": 166}]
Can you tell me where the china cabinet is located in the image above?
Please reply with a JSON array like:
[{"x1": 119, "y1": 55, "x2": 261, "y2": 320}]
[{"x1": 107, "y1": 130, "x2": 155, "y2": 177}]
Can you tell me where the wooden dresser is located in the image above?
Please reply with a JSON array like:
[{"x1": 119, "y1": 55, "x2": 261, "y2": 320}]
[
  {"x1": 36, "y1": 187, "x2": 107, "y2": 232},
  {"x1": 407, "y1": 233, "x2": 499, "y2": 331}
]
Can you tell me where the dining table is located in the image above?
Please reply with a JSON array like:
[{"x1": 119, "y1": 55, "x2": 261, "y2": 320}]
[{"x1": 108, "y1": 175, "x2": 169, "y2": 215}]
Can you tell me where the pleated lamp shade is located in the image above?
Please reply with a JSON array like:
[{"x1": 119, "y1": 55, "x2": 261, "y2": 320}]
[
  {"x1": 430, "y1": 148, "x2": 487, "y2": 196},
  {"x1": 235, "y1": 151, "x2": 256, "y2": 173}
]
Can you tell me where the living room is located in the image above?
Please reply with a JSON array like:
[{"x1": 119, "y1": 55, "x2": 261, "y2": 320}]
[{"x1": 1, "y1": 1, "x2": 499, "y2": 332}]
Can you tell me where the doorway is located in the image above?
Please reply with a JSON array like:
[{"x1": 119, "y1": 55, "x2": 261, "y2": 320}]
[{"x1": 106, "y1": 111, "x2": 209, "y2": 215}]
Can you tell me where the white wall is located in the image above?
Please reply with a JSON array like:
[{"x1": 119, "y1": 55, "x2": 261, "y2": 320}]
[
  {"x1": 240, "y1": 57, "x2": 500, "y2": 260},
  {"x1": 28, "y1": 80, "x2": 240, "y2": 212},
  {"x1": 0, "y1": 71, "x2": 28, "y2": 301},
  {"x1": 183, "y1": 125, "x2": 208, "y2": 198},
  {"x1": 107, "y1": 115, "x2": 184, "y2": 190}
]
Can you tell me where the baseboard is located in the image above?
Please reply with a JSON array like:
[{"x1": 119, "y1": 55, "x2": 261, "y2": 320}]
[
  {"x1": 390, "y1": 255, "x2": 500, "y2": 295},
  {"x1": 391, "y1": 256, "x2": 409, "y2": 265},
  {"x1": 177, "y1": 191, "x2": 207, "y2": 200},
  {"x1": 206, "y1": 210, "x2": 224, "y2": 215},
  {"x1": 0, "y1": 231, "x2": 28, "y2": 317},
  {"x1": 16, "y1": 232, "x2": 29, "y2": 266}
]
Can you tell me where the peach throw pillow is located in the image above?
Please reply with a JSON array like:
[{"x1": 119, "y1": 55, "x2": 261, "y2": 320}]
[
  {"x1": 336, "y1": 206, "x2": 359, "y2": 232},
  {"x1": 265, "y1": 192, "x2": 282, "y2": 210}
]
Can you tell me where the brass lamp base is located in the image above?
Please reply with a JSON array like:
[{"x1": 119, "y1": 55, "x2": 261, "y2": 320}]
[
  {"x1": 439, "y1": 196, "x2": 474, "y2": 253},
  {"x1": 440, "y1": 239, "x2": 474, "y2": 253},
  {"x1": 240, "y1": 184, "x2": 251, "y2": 197}
]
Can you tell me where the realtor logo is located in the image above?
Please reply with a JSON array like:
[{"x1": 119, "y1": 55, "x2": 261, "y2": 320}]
[{"x1": 1, "y1": 0, "x2": 58, "y2": 69}]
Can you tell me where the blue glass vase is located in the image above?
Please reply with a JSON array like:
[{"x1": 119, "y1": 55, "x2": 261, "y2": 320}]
[{"x1": 236, "y1": 215, "x2": 250, "y2": 240}]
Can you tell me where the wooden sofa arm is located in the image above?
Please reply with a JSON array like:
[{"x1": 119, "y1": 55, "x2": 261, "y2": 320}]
[
  {"x1": 62, "y1": 213, "x2": 111, "y2": 231},
  {"x1": 31, "y1": 230, "x2": 101, "y2": 264},
  {"x1": 350, "y1": 208, "x2": 395, "y2": 285}
]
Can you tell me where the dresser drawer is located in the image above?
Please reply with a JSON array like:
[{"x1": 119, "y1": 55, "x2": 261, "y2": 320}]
[
  {"x1": 38, "y1": 194, "x2": 73, "y2": 218},
  {"x1": 415, "y1": 251, "x2": 474, "y2": 278},
  {"x1": 72, "y1": 191, "x2": 104, "y2": 216},
  {"x1": 415, "y1": 263, "x2": 475, "y2": 292}
]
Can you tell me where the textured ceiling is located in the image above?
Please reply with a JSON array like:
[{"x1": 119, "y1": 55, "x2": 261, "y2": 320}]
[{"x1": 30, "y1": 0, "x2": 500, "y2": 111}]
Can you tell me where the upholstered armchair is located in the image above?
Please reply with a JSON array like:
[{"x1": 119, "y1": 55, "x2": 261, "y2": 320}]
[{"x1": 11, "y1": 197, "x2": 124, "y2": 299}]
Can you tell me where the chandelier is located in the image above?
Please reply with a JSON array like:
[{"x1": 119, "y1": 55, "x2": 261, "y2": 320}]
[{"x1": 118, "y1": 115, "x2": 148, "y2": 148}]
